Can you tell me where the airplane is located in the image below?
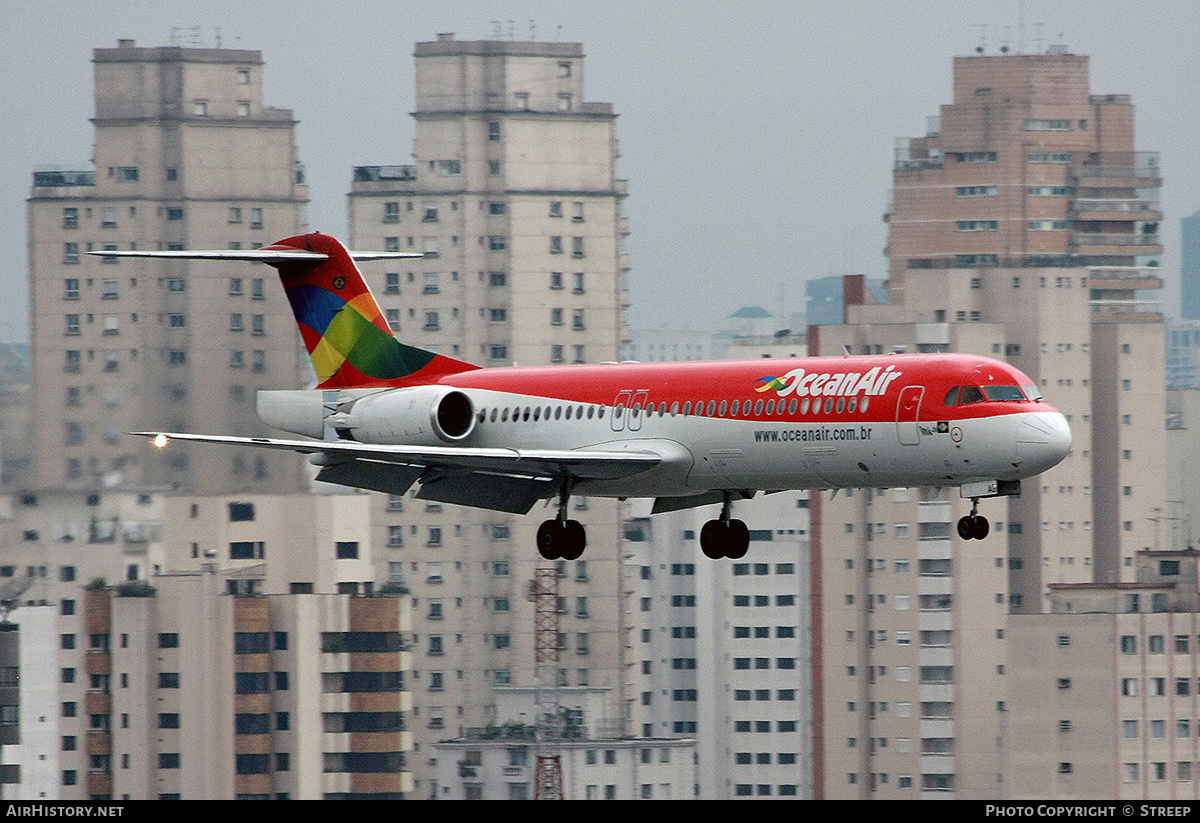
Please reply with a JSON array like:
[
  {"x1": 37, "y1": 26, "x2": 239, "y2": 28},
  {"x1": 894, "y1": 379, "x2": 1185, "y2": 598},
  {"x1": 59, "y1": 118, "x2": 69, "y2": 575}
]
[{"x1": 96, "y1": 232, "x2": 1072, "y2": 561}]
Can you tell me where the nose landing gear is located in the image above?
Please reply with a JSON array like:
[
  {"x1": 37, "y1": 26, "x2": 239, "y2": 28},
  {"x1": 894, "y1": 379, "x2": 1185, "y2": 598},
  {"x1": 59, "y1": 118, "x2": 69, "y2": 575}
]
[{"x1": 957, "y1": 498, "x2": 990, "y2": 540}]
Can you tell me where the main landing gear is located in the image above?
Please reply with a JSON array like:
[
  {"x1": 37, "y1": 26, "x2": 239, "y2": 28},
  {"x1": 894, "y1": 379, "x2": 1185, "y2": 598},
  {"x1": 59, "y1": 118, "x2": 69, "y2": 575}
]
[
  {"x1": 537, "y1": 479, "x2": 586, "y2": 560},
  {"x1": 957, "y1": 498, "x2": 990, "y2": 540},
  {"x1": 700, "y1": 493, "x2": 750, "y2": 560}
]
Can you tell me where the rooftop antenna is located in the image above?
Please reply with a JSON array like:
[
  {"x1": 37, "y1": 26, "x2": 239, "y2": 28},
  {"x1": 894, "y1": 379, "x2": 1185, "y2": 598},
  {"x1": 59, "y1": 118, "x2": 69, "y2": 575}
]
[
  {"x1": 529, "y1": 19, "x2": 536, "y2": 40},
  {"x1": 491, "y1": 20, "x2": 502, "y2": 38},
  {"x1": 556, "y1": 25, "x2": 563, "y2": 40},
  {"x1": 508, "y1": 19, "x2": 515, "y2": 41},
  {"x1": 214, "y1": 26, "x2": 221, "y2": 48},
  {"x1": 1018, "y1": 0, "x2": 1025, "y2": 54},
  {"x1": 972, "y1": 23, "x2": 987, "y2": 54}
]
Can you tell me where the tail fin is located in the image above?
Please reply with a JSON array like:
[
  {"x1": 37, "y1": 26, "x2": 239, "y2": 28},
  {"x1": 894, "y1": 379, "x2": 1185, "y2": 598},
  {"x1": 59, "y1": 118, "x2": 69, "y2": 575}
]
[{"x1": 263, "y1": 233, "x2": 478, "y2": 389}]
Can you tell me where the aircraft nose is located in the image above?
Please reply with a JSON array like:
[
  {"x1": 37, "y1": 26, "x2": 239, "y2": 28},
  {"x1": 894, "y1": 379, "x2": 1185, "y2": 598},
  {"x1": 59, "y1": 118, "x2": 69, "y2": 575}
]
[{"x1": 1015, "y1": 411, "x2": 1073, "y2": 474}]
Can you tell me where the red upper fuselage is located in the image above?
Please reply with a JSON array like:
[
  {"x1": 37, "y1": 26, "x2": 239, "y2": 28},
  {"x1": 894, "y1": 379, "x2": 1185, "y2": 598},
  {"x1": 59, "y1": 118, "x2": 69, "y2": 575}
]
[{"x1": 437, "y1": 352, "x2": 1057, "y2": 424}]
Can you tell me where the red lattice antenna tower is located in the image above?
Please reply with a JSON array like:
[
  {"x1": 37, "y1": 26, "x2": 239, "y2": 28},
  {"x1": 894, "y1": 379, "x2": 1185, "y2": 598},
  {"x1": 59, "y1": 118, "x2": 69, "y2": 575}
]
[{"x1": 533, "y1": 566, "x2": 563, "y2": 799}]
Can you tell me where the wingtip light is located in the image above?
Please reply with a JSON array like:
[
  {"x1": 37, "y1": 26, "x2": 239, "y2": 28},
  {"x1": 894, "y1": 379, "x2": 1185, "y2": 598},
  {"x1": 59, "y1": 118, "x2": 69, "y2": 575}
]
[{"x1": 153, "y1": 433, "x2": 169, "y2": 449}]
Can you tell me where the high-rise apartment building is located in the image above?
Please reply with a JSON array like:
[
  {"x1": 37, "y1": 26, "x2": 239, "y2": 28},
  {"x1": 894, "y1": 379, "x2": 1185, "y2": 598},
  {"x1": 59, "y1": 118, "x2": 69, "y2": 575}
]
[
  {"x1": 812, "y1": 49, "x2": 1167, "y2": 798},
  {"x1": 884, "y1": 50, "x2": 1165, "y2": 599},
  {"x1": 625, "y1": 493, "x2": 813, "y2": 799},
  {"x1": 27, "y1": 40, "x2": 310, "y2": 494},
  {"x1": 346, "y1": 33, "x2": 630, "y2": 796}
]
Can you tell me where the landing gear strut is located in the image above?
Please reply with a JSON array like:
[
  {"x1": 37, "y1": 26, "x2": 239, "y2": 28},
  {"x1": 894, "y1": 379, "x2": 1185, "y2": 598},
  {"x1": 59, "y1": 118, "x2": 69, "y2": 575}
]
[
  {"x1": 956, "y1": 498, "x2": 990, "y2": 540},
  {"x1": 537, "y1": 478, "x2": 586, "y2": 560},
  {"x1": 699, "y1": 493, "x2": 750, "y2": 559}
]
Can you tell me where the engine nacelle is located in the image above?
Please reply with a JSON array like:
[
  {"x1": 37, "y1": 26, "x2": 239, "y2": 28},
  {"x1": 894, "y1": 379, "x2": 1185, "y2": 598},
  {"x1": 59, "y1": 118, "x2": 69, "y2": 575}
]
[{"x1": 334, "y1": 385, "x2": 476, "y2": 445}]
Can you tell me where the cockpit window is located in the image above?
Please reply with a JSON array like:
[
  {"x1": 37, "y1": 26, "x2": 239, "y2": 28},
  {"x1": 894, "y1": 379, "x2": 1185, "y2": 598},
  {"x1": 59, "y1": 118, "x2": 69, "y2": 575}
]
[
  {"x1": 981, "y1": 385, "x2": 1026, "y2": 401},
  {"x1": 958, "y1": 385, "x2": 985, "y2": 404},
  {"x1": 944, "y1": 387, "x2": 960, "y2": 406},
  {"x1": 1023, "y1": 384, "x2": 1042, "y2": 401}
]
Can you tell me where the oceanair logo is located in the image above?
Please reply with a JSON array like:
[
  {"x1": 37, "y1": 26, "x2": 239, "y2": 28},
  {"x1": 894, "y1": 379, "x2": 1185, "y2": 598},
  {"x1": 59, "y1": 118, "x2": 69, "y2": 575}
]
[{"x1": 755, "y1": 365, "x2": 904, "y2": 398}]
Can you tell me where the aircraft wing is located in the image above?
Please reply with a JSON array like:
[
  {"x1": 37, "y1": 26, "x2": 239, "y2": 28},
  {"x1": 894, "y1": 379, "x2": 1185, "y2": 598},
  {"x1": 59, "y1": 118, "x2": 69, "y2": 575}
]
[{"x1": 131, "y1": 431, "x2": 662, "y2": 480}]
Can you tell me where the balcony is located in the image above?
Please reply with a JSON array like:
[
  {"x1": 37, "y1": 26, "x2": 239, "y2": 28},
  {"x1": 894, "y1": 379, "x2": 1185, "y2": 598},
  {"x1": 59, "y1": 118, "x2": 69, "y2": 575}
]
[
  {"x1": 32, "y1": 170, "x2": 95, "y2": 189},
  {"x1": 1073, "y1": 232, "x2": 1160, "y2": 247},
  {"x1": 1090, "y1": 299, "x2": 1163, "y2": 324},
  {"x1": 1071, "y1": 152, "x2": 1161, "y2": 186},
  {"x1": 1087, "y1": 266, "x2": 1164, "y2": 290},
  {"x1": 353, "y1": 165, "x2": 416, "y2": 183},
  {"x1": 1072, "y1": 198, "x2": 1161, "y2": 218},
  {"x1": 1073, "y1": 232, "x2": 1162, "y2": 256}
]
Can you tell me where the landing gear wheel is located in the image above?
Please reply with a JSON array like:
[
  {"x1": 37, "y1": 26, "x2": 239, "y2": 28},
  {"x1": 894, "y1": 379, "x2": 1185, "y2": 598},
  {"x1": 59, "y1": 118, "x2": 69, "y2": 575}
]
[
  {"x1": 726, "y1": 519, "x2": 750, "y2": 559},
  {"x1": 700, "y1": 519, "x2": 750, "y2": 559},
  {"x1": 537, "y1": 520, "x2": 562, "y2": 559},
  {"x1": 562, "y1": 519, "x2": 586, "y2": 560},
  {"x1": 971, "y1": 515, "x2": 989, "y2": 540},
  {"x1": 700, "y1": 520, "x2": 726, "y2": 559},
  {"x1": 957, "y1": 514, "x2": 990, "y2": 540},
  {"x1": 957, "y1": 516, "x2": 974, "y2": 540},
  {"x1": 537, "y1": 518, "x2": 587, "y2": 560}
]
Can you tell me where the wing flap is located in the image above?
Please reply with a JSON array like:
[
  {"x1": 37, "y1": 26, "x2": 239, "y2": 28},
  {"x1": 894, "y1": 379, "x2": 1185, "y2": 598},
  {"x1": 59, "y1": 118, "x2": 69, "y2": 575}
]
[
  {"x1": 314, "y1": 459, "x2": 424, "y2": 497},
  {"x1": 415, "y1": 472, "x2": 556, "y2": 514}
]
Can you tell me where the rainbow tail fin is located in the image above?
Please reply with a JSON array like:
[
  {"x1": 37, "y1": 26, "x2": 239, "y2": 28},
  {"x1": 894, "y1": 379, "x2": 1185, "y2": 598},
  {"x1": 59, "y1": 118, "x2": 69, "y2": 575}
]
[{"x1": 262, "y1": 233, "x2": 478, "y2": 389}]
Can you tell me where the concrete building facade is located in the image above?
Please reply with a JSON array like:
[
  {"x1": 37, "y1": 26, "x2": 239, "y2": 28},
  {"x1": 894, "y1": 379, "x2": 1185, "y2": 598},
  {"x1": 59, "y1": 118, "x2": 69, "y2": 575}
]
[
  {"x1": 623, "y1": 493, "x2": 813, "y2": 799},
  {"x1": 26, "y1": 40, "x2": 311, "y2": 494},
  {"x1": 1010, "y1": 548, "x2": 1200, "y2": 799},
  {"x1": 345, "y1": 33, "x2": 630, "y2": 796}
]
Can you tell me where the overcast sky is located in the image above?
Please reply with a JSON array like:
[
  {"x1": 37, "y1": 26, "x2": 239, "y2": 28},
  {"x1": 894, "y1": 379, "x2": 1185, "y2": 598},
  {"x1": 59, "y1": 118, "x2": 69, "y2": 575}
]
[{"x1": 3, "y1": 0, "x2": 1198, "y2": 344}]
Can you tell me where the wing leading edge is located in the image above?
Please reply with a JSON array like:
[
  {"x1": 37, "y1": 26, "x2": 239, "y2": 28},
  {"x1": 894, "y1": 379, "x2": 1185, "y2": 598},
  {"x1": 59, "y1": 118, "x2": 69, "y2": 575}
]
[{"x1": 132, "y1": 431, "x2": 664, "y2": 514}]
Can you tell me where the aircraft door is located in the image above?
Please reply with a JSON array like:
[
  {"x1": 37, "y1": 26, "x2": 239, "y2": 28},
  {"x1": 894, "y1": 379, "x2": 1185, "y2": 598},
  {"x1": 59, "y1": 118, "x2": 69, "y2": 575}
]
[
  {"x1": 629, "y1": 391, "x2": 648, "y2": 432},
  {"x1": 611, "y1": 390, "x2": 632, "y2": 432},
  {"x1": 895, "y1": 385, "x2": 924, "y2": 446}
]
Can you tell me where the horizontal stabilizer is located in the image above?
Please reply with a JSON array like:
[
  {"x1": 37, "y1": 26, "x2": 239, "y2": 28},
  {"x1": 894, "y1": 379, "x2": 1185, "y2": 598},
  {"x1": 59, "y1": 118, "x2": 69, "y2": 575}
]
[{"x1": 89, "y1": 249, "x2": 425, "y2": 263}]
